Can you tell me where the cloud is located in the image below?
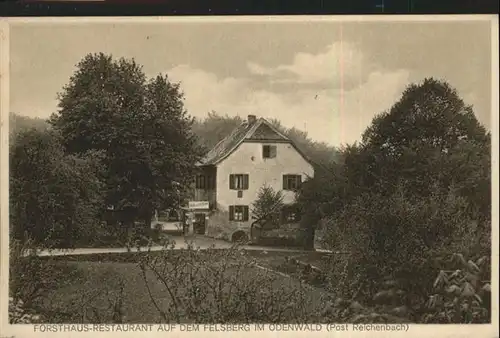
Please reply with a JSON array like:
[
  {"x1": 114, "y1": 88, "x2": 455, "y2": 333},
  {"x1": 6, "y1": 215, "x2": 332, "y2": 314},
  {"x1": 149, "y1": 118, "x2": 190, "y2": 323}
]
[
  {"x1": 247, "y1": 42, "x2": 366, "y2": 89},
  {"x1": 165, "y1": 40, "x2": 411, "y2": 146},
  {"x1": 167, "y1": 63, "x2": 410, "y2": 146},
  {"x1": 246, "y1": 62, "x2": 275, "y2": 76}
]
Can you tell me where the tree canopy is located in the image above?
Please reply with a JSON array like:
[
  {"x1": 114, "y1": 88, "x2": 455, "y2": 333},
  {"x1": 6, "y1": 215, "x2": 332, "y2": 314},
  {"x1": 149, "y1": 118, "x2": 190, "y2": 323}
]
[{"x1": 50, "y1": 53, "x2": 204, "y2": 227}]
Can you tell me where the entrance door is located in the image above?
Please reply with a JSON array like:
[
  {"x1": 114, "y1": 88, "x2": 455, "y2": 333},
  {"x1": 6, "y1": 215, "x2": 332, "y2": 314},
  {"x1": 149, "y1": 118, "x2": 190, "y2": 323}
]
[{"x1": 193, "y1": 213, "x2": 206, "y2": 235}]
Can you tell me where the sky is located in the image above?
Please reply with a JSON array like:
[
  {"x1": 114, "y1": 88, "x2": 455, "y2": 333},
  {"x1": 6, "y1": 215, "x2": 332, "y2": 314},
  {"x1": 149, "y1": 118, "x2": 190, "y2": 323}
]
[{"x1": 9, "y1": 18, "x2": 494, "y2": 146}]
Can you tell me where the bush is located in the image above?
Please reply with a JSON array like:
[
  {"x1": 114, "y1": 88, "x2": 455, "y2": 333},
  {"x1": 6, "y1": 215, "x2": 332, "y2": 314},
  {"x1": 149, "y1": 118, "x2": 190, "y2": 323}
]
[
  {"x1": 9, "y1": 297, "x2": 43, "y2": 324},
  {"x1": 323, "y1": 182, "x2": 479, "y2": 309},
  {"x1": 422, "y1": 253, "x2": 491, "y2": 323},
  {"x1": 9, "y1": 239, "x2": 81, "y2": 322},
  {"x1": 136, "y1": 240, "x2": 326, "y2": 323}
]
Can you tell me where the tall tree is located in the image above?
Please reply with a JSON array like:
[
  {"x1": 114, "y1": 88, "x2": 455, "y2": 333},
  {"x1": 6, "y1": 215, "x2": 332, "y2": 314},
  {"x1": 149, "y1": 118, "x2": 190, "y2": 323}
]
[
  {"x1": 50, "y1": 53, "x2": 203, "y2": 228},
  {"x1": 357, "y1": 78, "x2": 490, "y2": 198},
  {"x1": 362, "y1": 77, "x2": 489, "y2": 152}
]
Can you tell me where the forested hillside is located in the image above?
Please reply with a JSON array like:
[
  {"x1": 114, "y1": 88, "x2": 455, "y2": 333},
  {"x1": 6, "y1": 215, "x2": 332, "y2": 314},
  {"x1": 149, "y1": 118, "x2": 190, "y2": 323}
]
[{"x1": 9, "y1": 112, "x2": 49, "y2": 140}]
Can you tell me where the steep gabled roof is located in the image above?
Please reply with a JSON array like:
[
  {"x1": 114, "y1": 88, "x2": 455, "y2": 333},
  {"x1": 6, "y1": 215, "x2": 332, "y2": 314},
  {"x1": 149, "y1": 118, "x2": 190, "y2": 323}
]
[{"x1": 198, "y1": 117, "x2": 291, "y2": 166}]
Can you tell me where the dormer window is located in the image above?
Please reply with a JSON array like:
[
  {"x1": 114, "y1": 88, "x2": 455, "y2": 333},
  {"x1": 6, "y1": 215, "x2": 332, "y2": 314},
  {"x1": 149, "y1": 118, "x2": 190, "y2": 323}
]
[{"x1": 262, "y1": 145, "x2": 277, "y2": 159}]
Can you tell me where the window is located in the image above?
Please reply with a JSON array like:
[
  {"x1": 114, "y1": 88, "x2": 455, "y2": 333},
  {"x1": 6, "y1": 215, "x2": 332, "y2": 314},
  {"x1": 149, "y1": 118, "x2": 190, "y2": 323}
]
[
  {"x1": 195, "y1": 175, "x2": 215, "y2": 189},
  {"x1": 262, "y1": 145, "x2": 277, "y2": 159},
  {"x1": 229, "y1": 205, "x2": 249, "y2": 222},
  {"x1": 283, "y1": 174, "x2": 302, "y2": 191},
  {"x1": 229, "y1": 174, "x2": 249, "y2": 190}
]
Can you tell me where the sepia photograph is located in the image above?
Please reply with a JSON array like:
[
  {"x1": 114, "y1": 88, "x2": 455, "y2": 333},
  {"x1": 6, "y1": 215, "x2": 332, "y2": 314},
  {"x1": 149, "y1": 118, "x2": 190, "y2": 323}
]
[{"x1": 0, "y1": 15, "x2": 498, "y2": 337}]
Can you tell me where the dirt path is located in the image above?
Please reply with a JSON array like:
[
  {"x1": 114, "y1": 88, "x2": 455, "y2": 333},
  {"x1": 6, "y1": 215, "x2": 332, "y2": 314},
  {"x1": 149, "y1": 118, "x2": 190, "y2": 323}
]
[{"x1": 34, "y1": 235, "x2": 330, "y2": 257}]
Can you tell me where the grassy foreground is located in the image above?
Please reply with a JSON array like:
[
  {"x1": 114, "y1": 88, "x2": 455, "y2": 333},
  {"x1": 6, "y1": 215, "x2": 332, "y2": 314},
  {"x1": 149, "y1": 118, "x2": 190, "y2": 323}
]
[{"x1": 29, "y1": 249, "x2": 332, "y2": 323}]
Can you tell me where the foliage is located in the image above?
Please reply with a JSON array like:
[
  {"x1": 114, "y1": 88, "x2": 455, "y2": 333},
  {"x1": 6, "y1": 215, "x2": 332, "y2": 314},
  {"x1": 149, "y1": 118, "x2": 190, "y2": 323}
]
[
  {"x1": 191, "y1": 111, "x2": 244, "y2": 152},
  {"x1": 50, "y1": 53, "x2": 204, "y2": 228},
  {"x1": 423, "y1": 253, "x2": 491, "y2": 323},
  {"x1": 9, "y1": 297, "x2": 43, "y2": 324},
  {"x1": 9, "y1": 128, "x2": 104, "y2": 248},
  {"x1": 362, "y1": 78, "x2": 489, "y2": 153},
  {"x1": 297, "y1": 78, "x2": 492, "y2": 323},
  {"x1": 251, "y1": 185, "x2": 284, "y2": 227},
  {"x1": 136, "y1": 241, "x2": 325, "y2": 323},
  {"x1": 268, "y1": 118, "x2": 340, "y2": 167},
  {"x1": 8, "y1": 238, "x2": 82, "y2": 324},
  {"x1": 9, "y1": 112, "x2": 49, "y2": 141},
  {"x1": 359, "y1": 78, "x2": 490, "y2": 200},
  {"x1": 28, "y1": 248, "x2": 331, "y2": 324},
  {"x1": 325, "y1": 179, "x2": 483, "y2": 307}
]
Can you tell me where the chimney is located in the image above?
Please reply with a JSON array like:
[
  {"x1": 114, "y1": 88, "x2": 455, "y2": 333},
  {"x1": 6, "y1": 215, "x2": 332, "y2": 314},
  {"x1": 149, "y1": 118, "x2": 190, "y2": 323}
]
[{"x1": 248, "y1": 114, "x2": 257, "y2": 124}]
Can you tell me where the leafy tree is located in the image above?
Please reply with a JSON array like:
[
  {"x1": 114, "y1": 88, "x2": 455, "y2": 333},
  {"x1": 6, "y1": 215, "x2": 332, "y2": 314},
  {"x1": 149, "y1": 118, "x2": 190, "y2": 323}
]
[
  {"x1": 50, "y1": 53, "x2": 203, "y2": 229},
  {"x1": 9, "y1": 129, "x2": 104, "y2": 248},
  {"x1": 360, "y1": 78, "x2": 490, "y2": 195},
  {"x1": 362, "y1": 78, "x2": 489, "y2": 152}
]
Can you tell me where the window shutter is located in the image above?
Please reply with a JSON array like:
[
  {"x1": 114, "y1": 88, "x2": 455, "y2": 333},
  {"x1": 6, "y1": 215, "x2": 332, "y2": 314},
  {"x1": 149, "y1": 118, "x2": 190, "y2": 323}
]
[
  {"x1": 283, "y1": 175, "x2": 287, "y2": 190},
  {"x1": 229, "y1": 174, "x2": 235, "y2": 189},
  {"x1": 243, "y1": 174, "x2": 249, "y2": 190},
  {"x1": 229, "y1": 205, "x2": 234, "y2": 221},
  {"x1": 263, "y1": 145, "x2": 269, "y2": 158},
  {"x1": 243, "y1": 206, "x2": 249, "y2": 222},
  {"x1": 297, "y1": 175, "x2": 302, "y2": 187}
]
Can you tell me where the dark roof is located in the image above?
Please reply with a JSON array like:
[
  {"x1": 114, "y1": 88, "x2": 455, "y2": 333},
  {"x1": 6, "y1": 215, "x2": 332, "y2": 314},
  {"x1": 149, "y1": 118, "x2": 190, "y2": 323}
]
[{"x1": 198, "y1": 117, "x2": 290, "y2": 166}]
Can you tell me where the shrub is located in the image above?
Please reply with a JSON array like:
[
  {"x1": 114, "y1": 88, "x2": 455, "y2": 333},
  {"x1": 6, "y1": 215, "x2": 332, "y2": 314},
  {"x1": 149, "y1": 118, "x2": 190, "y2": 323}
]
[
  {"x1": 323, "y1": 181, "x2": 478, "y2": 309},
  {"x1": 9, "y1": 239, "x2": 81, "y2": 323},
  {"x1": 9, "y1": 297, "x2": 43, "y2": 324},
  {"x1": 135, "y1": 240, "x2": 326, "y2": 323},
  {"x1": 9, "y1": 239, "x2": 54, "y2": 307},
  {"x1": 422, "y1": 253, "x2": 491, "y2": 323}
]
